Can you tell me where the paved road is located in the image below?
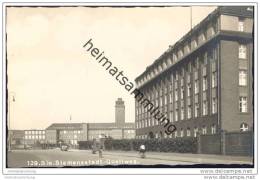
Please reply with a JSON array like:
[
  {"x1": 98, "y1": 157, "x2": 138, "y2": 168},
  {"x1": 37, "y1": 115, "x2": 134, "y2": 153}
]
[{"x1": 7, "y1": 149, "x2": 193, "y2": 167}]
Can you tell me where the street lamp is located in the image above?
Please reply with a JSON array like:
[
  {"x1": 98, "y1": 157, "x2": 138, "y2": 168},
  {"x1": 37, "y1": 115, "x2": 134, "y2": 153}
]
[{"x1": 8, "y1": 91, "x2": 15, "y2": 152}]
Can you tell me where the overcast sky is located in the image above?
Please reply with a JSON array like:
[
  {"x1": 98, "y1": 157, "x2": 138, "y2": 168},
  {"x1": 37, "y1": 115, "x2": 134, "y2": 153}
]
[{"x1": 7, "y1": 6, "x2": 216, "y2": 130}]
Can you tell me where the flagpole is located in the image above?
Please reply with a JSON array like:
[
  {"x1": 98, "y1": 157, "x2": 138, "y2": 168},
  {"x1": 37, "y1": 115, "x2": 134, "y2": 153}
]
[{"x1": 190, "y1": 6, "x2": 192, "y2": 30}]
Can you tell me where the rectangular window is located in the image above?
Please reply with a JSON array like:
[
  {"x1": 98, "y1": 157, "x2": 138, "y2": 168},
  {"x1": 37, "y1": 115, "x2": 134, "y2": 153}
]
[
  {"x1": 173, "y1": 54, "x2": 177, "y2": 63},
  {"x1": 160, "y1": 97, "x2": 163, "y2": 107},
  {"x1": 238, "y1": 19, "x2": 244, "y2": 32},
  {"x1": 187, "y1": 84, "x2": 191, "y2": 97},
  {"x1": 202, "y1": 126, "x2": 207, "y2": 135},
  {"x1": 204, "y1": 52, "x2": 208, "y2": 65},
  {"x1": 211, "y1": 125, "x2": 216, "y2": 134},
  {"x1": 169, "y1": 93, "x2": 173, "y2": 103},
  {"x1": 195, "y1": 80, "x2": 199, "y2": 94},
  {"x1": 239, "y1": 96, "x2": 248, "y2": 113},
  {"x1": 212, "y1": 97, "x2": 217, "y2": 114},
  {"x1": 194, "y1": 128, "x2": 198, "y2": 137},
  {"x1": 212, "y1": 72, "x2": 217, "y2": 88},
  {"x1": 180, "y1": 129, "x2": 184, "y2": 137},
  {"x1": 195, "y1": 103, "x2": 199, "y2": 117},
  {"x1": 202, "y1": 32, "x2": 206, "y2": 41},
  {"x1": 239, "y1": 70, "x2": 247, "y2": 86},
  {"x1": 170, "y1": 111, "x2": 173, "y2": 122},
  {"x1": 175, "y1": 73, "x2": 179, "y2": 81},
  {"x1": 174, "y1": 80, "x2": 178, "y2": 89},
  {"x1": 188, "y1": 62, "x2": 192, "y2": 72},
  {"x1": 195, "y1": 58, "x2": 199, "y2": 69},
  {"x1": 211, "y1": 26, "x2": 215, "y2": 36},
  {"x1": 203, "y1": 100, "x2": 208, "y2": 116},
  {"x1": 203, "y1": 76, "x2": 208, "y2": 91},
  {"x1": 178, "y1": 49, "x2": 183, "y2": 58},
  {"x1": 175, "y1": 89, "x2": 178, "y2": 101},
  {"x1": 239, "y1": 45, "x2": 247, "y2": 59},
  {"x1": 174, "y1": 131, "x2": 178, "y2": 138},
  {"x1": 159, "y1": 88, "x2": 163, "y2": 96},
  {"x1": 194, "y1": 39, "x2": 198, "y2": 48},
  {"x1": 213, "y1": 47, "x2": 217, "y2": 60},
  {"x1": 181, "y1": 68, "x2": 185, "y2": 77},
  {"x1": 175, "y1": 109, "x2": 178, "y2": 121},
  {"x1": 169, "y1": 83, "x2": 173, "y2": 92},
  {"x1": 181, "y1": 106, "x2": 184, "y2": 120},
  {"x1": 187, "y1": 105, "x2": 192, "y2": 119},
  {"x1": 164, "y1": 95, "x2": 167, "y2": 105},
  {"x1": 181, "y1": 86, "x2": 184, "y2": 99},
  {"x1": 186, "y1": 128, "x2": 191, "y2": 137}
]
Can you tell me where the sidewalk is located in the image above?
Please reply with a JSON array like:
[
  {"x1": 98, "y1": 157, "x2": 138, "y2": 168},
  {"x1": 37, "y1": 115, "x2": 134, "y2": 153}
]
[{"x1": 70, "y1": 149, "x2": 253, "y2": 164}]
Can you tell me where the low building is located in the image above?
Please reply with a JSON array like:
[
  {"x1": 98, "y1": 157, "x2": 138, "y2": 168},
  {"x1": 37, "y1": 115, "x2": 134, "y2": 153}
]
[
  {"x1": 9, "y1": 130, "x2": 25, "y2": 148},
  {"x1": 11, "y1": 98, "x2": 136, "y2": 147},
  {"x1": 24, "y1": 129, "x2": 46, "y2": 145}
]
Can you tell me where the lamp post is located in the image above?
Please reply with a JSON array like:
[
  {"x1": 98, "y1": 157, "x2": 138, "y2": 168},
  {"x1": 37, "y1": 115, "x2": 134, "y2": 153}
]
[{"x1": 8, "y1": 92, "x2": 15, "y2": 152}]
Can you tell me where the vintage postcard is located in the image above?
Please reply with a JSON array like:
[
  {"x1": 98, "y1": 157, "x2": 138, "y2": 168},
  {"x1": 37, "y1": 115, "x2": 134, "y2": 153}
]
[{"x1": 1, "y1": 0, "x2": 258, "y2": 179}]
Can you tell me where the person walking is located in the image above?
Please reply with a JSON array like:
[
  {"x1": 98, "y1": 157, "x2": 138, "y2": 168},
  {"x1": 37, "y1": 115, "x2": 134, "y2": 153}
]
[
  {"x1": 139, "y1": 144, "x2": 146, "y2": 158},
  {"x1": 96, "y1": 135, "x2": 103, "y2": 158}
]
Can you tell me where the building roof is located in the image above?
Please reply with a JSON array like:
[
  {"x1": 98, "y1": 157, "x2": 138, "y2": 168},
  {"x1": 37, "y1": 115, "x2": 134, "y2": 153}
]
[
  {"x1": 88, "y1": 122, "x2": 135, "y2": 130},
  {"x1": 46, "y1": 123, "x2": 86, "y2": 130},
  {"x1": 135, "y1": 6, "x2": 253, "y2": 82},
  {"x1": 46, "y1": 122, "x2": 135, "y2": 130}
]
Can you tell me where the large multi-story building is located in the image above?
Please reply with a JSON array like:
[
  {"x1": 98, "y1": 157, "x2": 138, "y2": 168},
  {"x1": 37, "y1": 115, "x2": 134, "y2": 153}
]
[
  {"x1": 135, "y1": 6, "x2": 253, "y2": 139},
  {"x1": 45, "y1": 123, "x2": 88, "y2": 145}
]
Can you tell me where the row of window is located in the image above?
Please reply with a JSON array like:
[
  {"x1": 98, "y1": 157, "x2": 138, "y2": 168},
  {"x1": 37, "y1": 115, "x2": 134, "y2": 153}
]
[
  {"x1": 60, "y1": 134, "x2": 79, "y2": 139},
  {"x1": 137, "y1": 122, "x2": 250, "y2": 139},
  {"x1": 136, "y1": 72, "x2": 218, "y2": 125},
  {"x1": 136, "y1": 24, "x2": 219, "y2": 87},
  {"x1": 136, "y1": 17, "x2": 247, "y2": 88},
  {"x1": 25, "y1": 131, "x2": 45, "y2": 135},
  {"x1": 136, "y1": 125, "x2": 217, "y2": 139},
  {"x1": 136, "y1": 99, "x2": 216, "y2": 129},
  {"x1": 60, "y1": 130, "x2": 82, "y2": 134},
  {"x1": 136, "y1": 94, "x2": 249, "y2": 129},
  {"x1": 25, "y1": 135, "x2": 45, "y2": 140}
]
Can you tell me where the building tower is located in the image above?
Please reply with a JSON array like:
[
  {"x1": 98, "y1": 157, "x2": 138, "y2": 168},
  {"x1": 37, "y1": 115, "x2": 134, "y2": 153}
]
[{"x1": 115, "y1": 98, "x2": 125, "y2": 127}]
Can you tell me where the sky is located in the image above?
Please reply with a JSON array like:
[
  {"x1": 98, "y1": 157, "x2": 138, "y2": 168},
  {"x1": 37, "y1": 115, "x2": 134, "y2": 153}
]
[{"x1": 7, "y1": 6, "x2": 216, "y2": 130}]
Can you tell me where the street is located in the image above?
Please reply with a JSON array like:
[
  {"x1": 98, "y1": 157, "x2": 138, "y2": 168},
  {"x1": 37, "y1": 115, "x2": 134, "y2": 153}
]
[{"x1": 7, "y1": 149, "x2": 252, "y2": 168}]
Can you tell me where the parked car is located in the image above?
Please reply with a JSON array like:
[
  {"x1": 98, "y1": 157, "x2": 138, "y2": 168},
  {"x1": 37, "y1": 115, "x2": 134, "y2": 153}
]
[
  {"x1": 24, "y1": 144, "x2": 33, "y2": 150},
  {"x1": 60, "y1": 143, "x2": 69, "y2": 151},
  {"x1": 58, "y1": 141, "x2": 69, "y2": 151}
]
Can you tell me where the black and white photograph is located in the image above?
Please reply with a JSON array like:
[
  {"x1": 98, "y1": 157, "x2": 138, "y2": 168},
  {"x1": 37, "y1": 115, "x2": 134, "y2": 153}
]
[{"x1": 1, "y1": 0, "x2": 259, "y2": 179}]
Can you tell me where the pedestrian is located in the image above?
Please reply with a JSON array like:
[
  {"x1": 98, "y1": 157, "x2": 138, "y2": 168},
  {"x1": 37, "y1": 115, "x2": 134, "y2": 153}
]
[
  {"x1": 96, "y1": 135, "x2": 103, "y2": 158},
  {"x1": 139, "y1": 144, "x2": 146, "y2": 158}
]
